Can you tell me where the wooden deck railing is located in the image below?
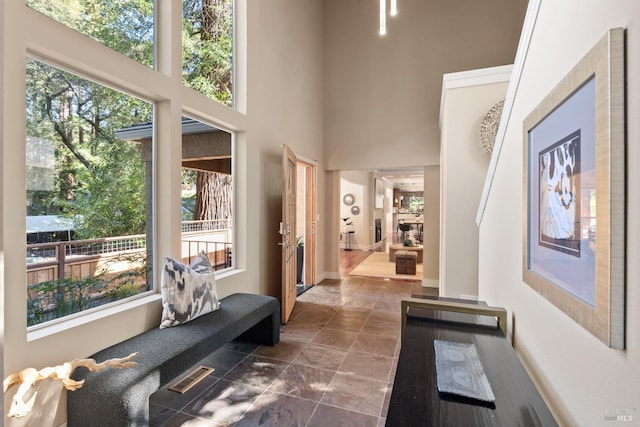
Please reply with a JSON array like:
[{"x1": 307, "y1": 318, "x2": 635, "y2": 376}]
[{"x1": 27, "y1": 220, "x2": 232, "y2": 285}]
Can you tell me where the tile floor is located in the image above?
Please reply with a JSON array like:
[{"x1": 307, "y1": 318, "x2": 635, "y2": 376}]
[{"x1": 149, "y1": 276, "x2": 437, "y2": 426}]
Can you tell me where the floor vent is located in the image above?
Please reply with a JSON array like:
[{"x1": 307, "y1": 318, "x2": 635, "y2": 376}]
[{"x1": 168, "y1": 366, "x2": 215, "y2": 394}]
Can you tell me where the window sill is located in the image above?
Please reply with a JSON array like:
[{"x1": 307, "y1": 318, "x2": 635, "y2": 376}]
[
  {"x1": 27, "y1": 293, "x2": 162, "y2": 342},
  {"x1": 26, "y1": 268, "x2": 245, "y2": 342}
]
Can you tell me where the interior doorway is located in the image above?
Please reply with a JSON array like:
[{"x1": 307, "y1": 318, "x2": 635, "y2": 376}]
[
  {"x1": 338, "y1": 168, "x2": 425, "y2": 280},
  {"x1": 296, "y1": 158, "x2": 317, "y2": 295}
]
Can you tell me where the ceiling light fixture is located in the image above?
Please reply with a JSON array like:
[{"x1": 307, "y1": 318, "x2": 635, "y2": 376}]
[
  {"x1": 380, "y1": 0, "x2": 398, "y2": 36},
  {"x1": 379, "y1": 0, "x2": 386, "y2": 35}
]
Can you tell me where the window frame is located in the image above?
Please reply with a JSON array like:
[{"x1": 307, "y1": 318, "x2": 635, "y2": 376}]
[
  {"x1": 11, "y1": 1, "x2": 247, "y2": 344},
  {"x1": 25, "y1": 55, "x2": 157, "y2": 332}
]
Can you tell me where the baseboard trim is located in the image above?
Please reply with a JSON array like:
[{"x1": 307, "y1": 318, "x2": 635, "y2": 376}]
[{"x1": 422, "y1": 278, "x2": 439, "y2": 288}]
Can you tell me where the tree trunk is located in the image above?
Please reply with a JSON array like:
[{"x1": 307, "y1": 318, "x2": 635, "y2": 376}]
[{"x1": 194, "y1": 171, "x2": 232, "y2": 222}]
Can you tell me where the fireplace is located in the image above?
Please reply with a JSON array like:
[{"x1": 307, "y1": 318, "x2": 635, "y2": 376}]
[{"x1": 375, "y1": 219, "x2": 382, "y2": 243}]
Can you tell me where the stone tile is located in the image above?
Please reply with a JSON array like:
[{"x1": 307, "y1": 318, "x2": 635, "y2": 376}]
[
  {"x1": 339, "y1": 350, "x2": 393, "y2": 382},
  {"x1": 368, "y1": 310, "x2": 401, "y2": 323},
  {"x1": 373, "y1": 297, "x2": 401, "y2": 313},
  {"x1": 159, "y1": 411, "x2": 204, "y2": 426},
  {"x1": 311, "y1": 327, "x2": 358, "y2": 349},
  {"x1": 180, "y1": 379, "x2": 264, "y2": 425},
  {"x1": 351, "y1": 332, "x2": 398, "y2": 357},
  {"x1": 150, "y1": 375, "x2": 218, "y2": 411},
  {"x1": 332, "y1": 306, "x2": 371, "y2": 319},
  {"x1": 292, "y1": 343, "x2": 347, "y2": 371},
  {"x1": 325, "y1": 313, "x2": 368, "y2": 332},
  {"x1": 362, "y1": 321, "x2": 399, "y2": 338},
  {"x1": 252, "y1": 338, "x2": 306, "y2": 363},
  {"x1": 321, "y1": 372, "x2": 388, "y2": 417},
  {"x1": 268, "y1": 363, "x2": 335, "y2": 401},
  {"x1": 337, "y1": 279, "x2": 366, "y2": 291},
  {"x1": 197, "y1": 347, "x2": 251, "y2": 377},
  {"x1": 307, "y1": 404, "x2": 380, "y2": 427},
  {"x1": 362, "y1": 311, "x2": 401, "y2": 337},
  {"x1": 149, "y1": 402, "x2": 178, "y2": 426},
  {"x1": 359, "y1": 281, "x2": 390, "y2": 293},
  {"x1": 222, "y1": 355, "x2": 288, "y2": 389},
  {"x1": 343, "y1": 294, "x2": 379, "y2": 310},
  {"x1": 381, "y1": 382, "x2": 393, "y2": 418},
  {"x1": 288, "y1": 306, "x2": 335, "y2": 328},
  {"x1": 149, "y1": 278, "x2": 423, "y2": 426},
  {"x1": 223, "y1": 340, "x2": 261, "y2": 354},
  {"x1": 234, "y1": 392, "x2": 317, "y2": 427},
  {"x1": 280, "y1": 323, "x2": 322, "y2": 343}
]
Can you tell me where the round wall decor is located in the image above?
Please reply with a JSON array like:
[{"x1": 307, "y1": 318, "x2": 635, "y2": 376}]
[
  {"x1": 479, "y1": 100, "x2": 505, "y2": 156},
  {"x1": 350, "y1": 205, "x2": 360, "y2": 215},
  {"x1": 343, "y1": 194, "x2": 355, "y2": 206}
]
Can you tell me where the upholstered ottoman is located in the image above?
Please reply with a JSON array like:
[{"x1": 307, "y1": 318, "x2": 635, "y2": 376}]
[{"x1": 395, "y1": 250, "x2": 417, "y2": 275}]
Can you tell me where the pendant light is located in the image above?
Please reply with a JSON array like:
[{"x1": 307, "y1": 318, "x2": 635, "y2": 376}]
[
  {"x1": 379, "y1": 0, "x2": 398, "y2": 36},
  {"x1": 379, "y1": 0, "x2": 387, "y2": 35}
]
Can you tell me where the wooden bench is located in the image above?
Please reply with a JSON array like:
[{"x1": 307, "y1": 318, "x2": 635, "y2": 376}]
[
  {"x1": 67, "y1": 293, "x2": 280, "y2": 427},
  {"x1": 387, "y1": 297, "x2": 557, "y2": 426}
]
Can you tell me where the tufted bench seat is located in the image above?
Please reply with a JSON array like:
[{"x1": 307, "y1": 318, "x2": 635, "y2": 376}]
[{"x1": 67, "y1": 293, "x2": 280, "y2": 427}]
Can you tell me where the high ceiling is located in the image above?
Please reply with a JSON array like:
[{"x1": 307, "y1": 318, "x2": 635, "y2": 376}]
[{"x1": 324, "y1": 0, "x2": 528, "y2": 171}]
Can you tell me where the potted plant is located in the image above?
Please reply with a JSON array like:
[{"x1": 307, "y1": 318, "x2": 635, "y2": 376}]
[{"x1": 296, "y1": 235, "x2": 304, "y2": 284}]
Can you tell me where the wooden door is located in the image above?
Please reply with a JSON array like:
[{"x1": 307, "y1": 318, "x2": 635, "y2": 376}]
[{"x1": 281, "y1": 144, "x2": 297, "y2": 323}]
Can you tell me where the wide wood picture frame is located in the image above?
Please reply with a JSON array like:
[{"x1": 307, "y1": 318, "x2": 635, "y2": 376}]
[{"x1": 522, "y1": 28, "x2": 625, "y2": 349}]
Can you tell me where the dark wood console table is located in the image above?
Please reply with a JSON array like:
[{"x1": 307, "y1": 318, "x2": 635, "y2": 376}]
[{"x1": 386, "y1": 297, "x2": 557, "y2": 426}]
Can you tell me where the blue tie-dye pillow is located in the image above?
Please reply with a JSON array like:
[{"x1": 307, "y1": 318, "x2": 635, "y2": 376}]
[{"x1": 159, "y1": 251, "x2": 220, "y2": 328}]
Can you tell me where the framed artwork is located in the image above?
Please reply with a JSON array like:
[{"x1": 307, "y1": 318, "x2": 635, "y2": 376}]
[{"x1": 522, "y1": 28, "x2": 625, "y2": 349}]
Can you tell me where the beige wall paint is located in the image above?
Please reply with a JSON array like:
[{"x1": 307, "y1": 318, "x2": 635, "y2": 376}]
[
  {"x1": 322, "y1": 0, "x2": 526, "y2": 171},
  {"x1": 440, "y1": 75, "x2": 509, "y2": 298},
  {"x1": 421, "y1": 166, "x2": 440, "y2": 286},
  {"x1": 479, "y1": 1, "x2": 640, "y2": 425},
  {"x1": 247, "y1": 0, "x2": 325, "y2": 297}
]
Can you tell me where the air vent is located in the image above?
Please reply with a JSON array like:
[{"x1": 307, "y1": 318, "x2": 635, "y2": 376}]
[{"x1": 168, "y1": 366, "x2": 215, "y2": 394}]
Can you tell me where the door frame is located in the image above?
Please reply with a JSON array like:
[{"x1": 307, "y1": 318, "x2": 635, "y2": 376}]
[{"x1": 296, "y1": 156, "x2": 317, "y2": 287}]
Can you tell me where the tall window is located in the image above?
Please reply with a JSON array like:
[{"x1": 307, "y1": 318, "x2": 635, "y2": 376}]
[
  {"x1": 180, "y1": 117, "x2": 234, "y2": 270},
  {"x1": 183, "y1": 0, "x2": 234, "y2": 106},
  {"x1": 26, "y1": 0, "x2": 154, "y2": 67},
  {"x1": 26, "y1": 58, "x2": 153, "y2": 327}
]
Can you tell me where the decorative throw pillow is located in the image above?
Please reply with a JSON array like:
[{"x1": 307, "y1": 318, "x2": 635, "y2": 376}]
[{"x1": 159, "y1": 252, "x2": 220, "y2": 329}]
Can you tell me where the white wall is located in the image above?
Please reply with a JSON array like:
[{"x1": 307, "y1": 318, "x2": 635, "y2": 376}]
[
  {"x1": 479, "y1": 1, "x2": 640, "y2": 425},
  {"x1": 440, "y1": 68, "x2": 509, "y2": 298},
  {"x1": 339, "y1": 171, "x2": 370, "y2": 250}
]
